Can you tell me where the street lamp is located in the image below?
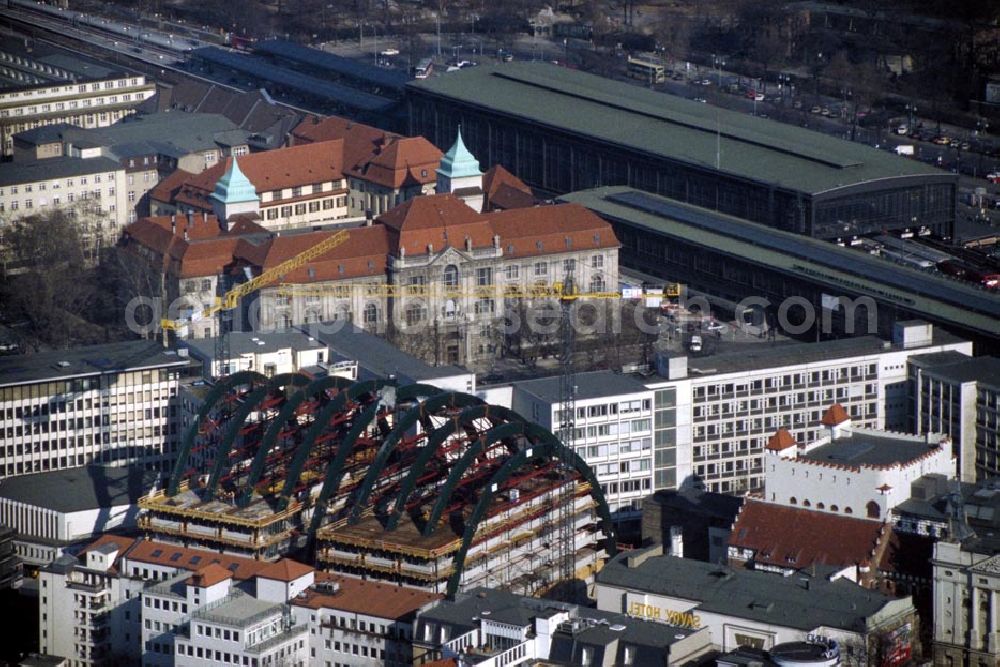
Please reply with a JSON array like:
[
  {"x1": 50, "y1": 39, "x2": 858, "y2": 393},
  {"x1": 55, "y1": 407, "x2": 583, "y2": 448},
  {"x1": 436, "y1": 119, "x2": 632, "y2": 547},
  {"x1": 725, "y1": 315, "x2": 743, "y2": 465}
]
[
  {"x1": 713, "y1": 54, "x2": 725, "y2": 87},
  {"x1": 371, "y1": 24, "x2": 378, "y2": 65}
]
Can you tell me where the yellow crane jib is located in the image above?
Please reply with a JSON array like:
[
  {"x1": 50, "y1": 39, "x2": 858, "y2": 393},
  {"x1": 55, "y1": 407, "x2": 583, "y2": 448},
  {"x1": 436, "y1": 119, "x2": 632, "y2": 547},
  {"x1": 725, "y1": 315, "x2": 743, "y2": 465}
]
[{"x1": 160, "y1": 229, "x2": 350, "y2": 331}]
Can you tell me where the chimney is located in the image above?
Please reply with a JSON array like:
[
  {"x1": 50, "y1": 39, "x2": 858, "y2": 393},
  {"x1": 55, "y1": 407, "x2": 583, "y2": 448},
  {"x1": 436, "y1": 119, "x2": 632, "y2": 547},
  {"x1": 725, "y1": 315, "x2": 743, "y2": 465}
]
[
  {"x1": 400, "y1": 246, "x2": 406, "y2": 258},
  {"x1": 669, "y1": 525, "x2": 684, "y2": 558},
  {"x1": 170, "y1": 214, "x2": 177, "y2": 234},
  {"x1": 465, "y1": 236, "x2": 472, "y2": 251},
  {"x1": 183, "y1": 228, "x2": 189, "y2": 241},
  {"x1": 493, "y1": 234, "x2": 500, "y2": 249},
  {"x1": 427, "y1": 243, "x2": 434, "y2": 254},
  {"x1": 186, "y1": 209, "x2": 193, "y2": 227}
]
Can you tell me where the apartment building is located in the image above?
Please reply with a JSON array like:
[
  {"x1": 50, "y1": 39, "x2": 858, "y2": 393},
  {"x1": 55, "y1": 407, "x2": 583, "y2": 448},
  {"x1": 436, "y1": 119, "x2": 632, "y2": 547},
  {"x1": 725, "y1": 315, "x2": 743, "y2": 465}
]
[
  {"x1": 0, "y1": 341, "x2": 194, "y2": 478},
  {"x1": 908, "y1": 353, "x2": 1000, "y2": 482},
  {"x1": 496, "y1": 322, "x2": 971, "y2": 496},
  {"x1": 0, "y1": 154, "x2": 128, "y2": 262},
  {"x1": 512, "y1": 371, "x2": 656, "y2": 518},
  {"x1": 0, "y1": 43, "x2": 156, "y2": 156},
  {"x1": 13, "y1": 113, "x2": 250, "y2": 223},
  {"x1": 38, "y1": 534, "x2": 438, "y2": 667}
]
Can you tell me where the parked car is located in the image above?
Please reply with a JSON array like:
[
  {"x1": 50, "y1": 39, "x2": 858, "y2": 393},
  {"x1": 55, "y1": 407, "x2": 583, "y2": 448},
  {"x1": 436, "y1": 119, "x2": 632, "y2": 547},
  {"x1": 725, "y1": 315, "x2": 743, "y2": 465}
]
[
  {"x1": 689, "y1": 335, "x2": 703, "y2": 352},
  {"x1": 932, "y1": 135, "x2": 950, "y2": 145},
  {"x1": 895, "y1": 124, "x2": 908, "y2": 135},
  {"x1": 986, "y1": 172, "x2": 1000, "y2": 184},
  {"x1": 810, "y1": 105, "x2": 822, "y2": 114}
]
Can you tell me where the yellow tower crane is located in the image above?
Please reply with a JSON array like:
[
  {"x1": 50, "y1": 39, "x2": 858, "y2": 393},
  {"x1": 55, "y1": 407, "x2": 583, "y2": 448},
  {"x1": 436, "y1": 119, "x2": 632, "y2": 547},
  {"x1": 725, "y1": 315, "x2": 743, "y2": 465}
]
[{"x1": 161, "y1": 229, "x2": 350, "y2": 372}]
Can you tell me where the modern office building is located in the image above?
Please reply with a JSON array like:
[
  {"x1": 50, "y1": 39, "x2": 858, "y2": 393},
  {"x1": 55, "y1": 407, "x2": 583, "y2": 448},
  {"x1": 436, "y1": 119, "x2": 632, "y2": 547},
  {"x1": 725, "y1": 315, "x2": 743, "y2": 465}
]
[
  {"x1": 560, "y1": 187, "x2": 1000, "y2": 353},
  {"x1": 0, "y1": 42, "x2": 156, "y2": 156},
  {"x1": 500, "y1": 322, "x2": 969, "y2": 495},
  {"x1": 412, "y1": 586, "x2": 714, "y2": 666},
  {"x1": 0, "y1": 341, "x2": 195, "y2": 478},
  {"x1": 0, "y1": 463, "x2": 159, "y2": 568},
  {"x1": 908, "y1": 353, "x2": 1000, "y2": 481},
  {"x1": 408, "y1": 62, "x2": 957, "y2": 240},
  {"x1": 595, "y1": 545, "x2": 918, "y2": 662}
]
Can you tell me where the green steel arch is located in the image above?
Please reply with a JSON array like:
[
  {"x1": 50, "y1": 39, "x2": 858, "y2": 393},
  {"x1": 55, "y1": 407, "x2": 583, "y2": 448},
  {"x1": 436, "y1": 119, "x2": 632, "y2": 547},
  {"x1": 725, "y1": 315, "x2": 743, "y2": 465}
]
[
  {"x1": 305, "y1": 398, "x2": 385, "y2": 543},
  {"x1": 385, "y1": 404, "x2": 526, "y2": 532},
  {"x1": 205, "y1": 373, "x2": 325, "y2": 500},
  {"x1": 278, "y1": 379, "x2": 390, "y2": 510},
  {"x1": 236, "y1": 375, "x2": 358, "y2": 507},
  {"x1": 167, "y1": 370, "x2": 266, "y2": 497},
  {"x1": 346, "y1": 391, "x2": 484, "y2": 524},
  {"x1": 444, "y1": 431, "x2": 617, "y2": 597},
  {"x1": 420, "y1": 421, "x2": 525, "y2": 536}
]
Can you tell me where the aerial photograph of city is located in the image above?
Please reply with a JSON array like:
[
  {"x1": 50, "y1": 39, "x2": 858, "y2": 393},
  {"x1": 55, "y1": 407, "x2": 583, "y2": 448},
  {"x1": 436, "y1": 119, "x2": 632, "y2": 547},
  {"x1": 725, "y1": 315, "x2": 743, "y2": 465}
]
[{"x1": 0, "y1": 0, "x2": 998, "y2": 664}]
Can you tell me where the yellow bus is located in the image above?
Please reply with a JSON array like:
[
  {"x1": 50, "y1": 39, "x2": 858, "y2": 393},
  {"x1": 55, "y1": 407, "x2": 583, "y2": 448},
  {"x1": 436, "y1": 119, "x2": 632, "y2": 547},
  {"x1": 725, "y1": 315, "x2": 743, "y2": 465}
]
[{"x1": 627, "y1": 57, "x2": 665, "y2": 84}]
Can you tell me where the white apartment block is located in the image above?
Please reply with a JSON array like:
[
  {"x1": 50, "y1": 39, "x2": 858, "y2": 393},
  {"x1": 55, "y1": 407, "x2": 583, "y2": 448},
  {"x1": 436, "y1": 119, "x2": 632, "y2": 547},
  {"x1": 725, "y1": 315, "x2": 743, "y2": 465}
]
[
  {"x1": 500, "y1": 322, "x2": 971, "y2": 499},
  {"x1": 511, "y1": 372, "x2": 657, "y2": 518},
  {"x1": 909, "y1": 353, "x2": 1000, "y2": 482},
  {"x1": 0, "y1": 154, "x2": 129, "y2": 261},
  {"x1": 0, "y1": 57, "x2": 155, "y2": 155},
  {"x1": 932, "y1": 540, "x2": 1000, "y2": 667},
  {"x1": 0, "y1": 341, "x2": 192, "y2": 478}
]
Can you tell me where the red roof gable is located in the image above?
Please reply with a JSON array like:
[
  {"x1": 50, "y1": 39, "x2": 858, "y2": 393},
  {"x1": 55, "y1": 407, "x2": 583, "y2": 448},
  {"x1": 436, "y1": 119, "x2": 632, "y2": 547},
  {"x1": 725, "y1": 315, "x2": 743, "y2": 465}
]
[
  {"x1": 126, "y1": 539, "x2": 269, "y2": 581},
  {"x1": 729, "y1": 500, "x2": 887, "y2": 572},
  {"x1": 821, "y1": 403, "x2": 851, "y2": 426},
  {"x1": 482, "y1": 164, "x2": 536, "y2": 211},
  {"x1": 260, "y1": 226, "x2": 389, "y2": 283},
  {"x1": 355, "y1": 136, "x2": 442, "y2": 189},
  {"x1": 291, "y1": 574, "x2": 442, "y2": 619},
  {"x1": 186, "y1": 562, "x2": 233, "y2": 588},
  {"x1": 256, "y1": 558, "x2": 314, "y2": 582},
  {"x1": 766, "y1": 428, "x2": 796, "y2": 451}
]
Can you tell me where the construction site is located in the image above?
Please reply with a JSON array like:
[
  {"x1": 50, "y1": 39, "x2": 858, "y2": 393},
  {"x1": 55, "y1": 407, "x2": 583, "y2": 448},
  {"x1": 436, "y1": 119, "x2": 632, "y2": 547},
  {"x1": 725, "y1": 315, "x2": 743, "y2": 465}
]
[{"x1": 139, "y1": 372, "x2": 617, "y2": 596}]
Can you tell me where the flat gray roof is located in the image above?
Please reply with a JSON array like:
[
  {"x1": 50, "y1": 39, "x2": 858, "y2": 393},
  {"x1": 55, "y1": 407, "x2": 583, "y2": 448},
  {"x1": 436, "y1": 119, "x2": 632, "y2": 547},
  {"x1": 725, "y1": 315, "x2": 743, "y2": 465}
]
[
  {"x1": 14, "y1": 112, "x2": 245, "y2": 158},
  {"x1": 184, "y1": 331, "x2": 326, "y2": 359},
  {"x1": 409, "y1": 63, "x2": 944, "y2": 195},
  {"x1": 0, "y1": 464, "x2": 160, "y2": 513},
  {"x1": 800, "y1": 431, "x2": 939, "y2": 467},
  {"x1": 195, "y1": 593, "x2": 281, "y2": 628},
  {"x1": 0, "y1": 155, "x2": 122, "y2": 187},
  {"x1": 678, "y1": 329, "x2": 966, "y2": 377},
  {"x1": 908, "y1": 352, "x2": 1000, "y2": 386},
  {"x1": 596, "y1": 548, "x2": 902, "y2": 631},
  {"x1": 515, "y1": 370, "x2": 649, "y2": 403},
  {"x1": 314, "y1": 324, "x2": 467, "y2": 381},
  {"x1": 0, "y1": 340, "x2": 191, "y2": 387},
  {"x1": 560, "y1": 187, "x2": 1000, "y2": 339}
]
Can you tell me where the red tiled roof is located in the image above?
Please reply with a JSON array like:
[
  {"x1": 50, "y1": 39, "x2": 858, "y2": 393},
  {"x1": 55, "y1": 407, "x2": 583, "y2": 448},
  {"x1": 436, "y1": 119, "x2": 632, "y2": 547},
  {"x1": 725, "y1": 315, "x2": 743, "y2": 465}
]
[
  {"x1": 291, "y1": 575, "x2": 441, "y2": 619},
  {"x1": 488, "y1": 203, "x2": 619, "y2": 259},
  {"x1": 766, "y1": 428, "x2": 796, "y2": 451},
  {"x1": 150, "y1": 168, "x2": 195, "y2": 205},
  {"x1": 186, "y1": 562, "x2": 233, "y2": 588},
  {"x1": 821, "y1": 403, "x2": 850, "y2": 426},
  {"x1": 171, "y1": 141, "x2": 346, "y2": 210},
  {"x1": 729, "y1": 499, "x2": 887, "y2": 571},
  {"x1": 259, "y1": 226, "x2": 389, "y2": 283},
  {"x1": 125, "y1": 540, "x2": 269, "y2": 581},
  {"x1": 378, "y1": 193, "x2": 493, "y2": 255},
  {"x1": 482, "y1": 164, "x2": 535, "y2": 211},
  {"x1": 256, "y1": 558, "x2": 314, "y2": 582},
  {"x1": 81, "y1": 534, "x2": 138, "y2": 559},
  {"x1": 354, "y1": 136, "x2": 442, "y2": 189}
]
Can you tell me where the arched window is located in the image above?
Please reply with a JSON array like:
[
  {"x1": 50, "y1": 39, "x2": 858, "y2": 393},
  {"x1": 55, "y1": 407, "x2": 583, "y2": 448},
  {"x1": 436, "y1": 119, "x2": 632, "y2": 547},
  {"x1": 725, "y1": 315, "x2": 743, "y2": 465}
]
[
  {"x1": 305, "y1": 309, "x2": 321, "y2": 324},
  {"x1": 816, "y1": 502, "x2": 825, "y2": 510},
  {"x1": 363, "y1": 303, "x2": 378, "y2": 325},
  {"x1": 789, "y1": 497, "x2": 797, "y2": 505},
  {"x1": 830, "y1": 505, "x2": 839, "y2": 512},
  {"x1": 866, "y1": 501, "x2": 880, "y2": 519},
  {"x1": 589, "y1": 275, "x2": 605, "y2": 293},
  {"x1": 803, "y1": 499, "x2": 811, "y2": 507},
  {"x1": 280, "y1": 314, "x2": 292, "y2": 330},
  {"x1": 443, "y1": 265, "x2": 459, "y2": 288},
  {"x1": 333, "y1": 306, "x2": 350, "y2": 322}
]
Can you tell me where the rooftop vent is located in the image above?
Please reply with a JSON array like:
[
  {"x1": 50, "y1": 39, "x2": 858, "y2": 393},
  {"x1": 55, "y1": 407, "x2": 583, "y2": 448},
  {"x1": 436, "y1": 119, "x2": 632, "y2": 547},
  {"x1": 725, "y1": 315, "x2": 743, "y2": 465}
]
[
  {"x1": 609, "y1": 624, "x2": 626, "y2": 632},
  {"x1": 55, "y1": 361, "x2": 71, "y2": 368}
]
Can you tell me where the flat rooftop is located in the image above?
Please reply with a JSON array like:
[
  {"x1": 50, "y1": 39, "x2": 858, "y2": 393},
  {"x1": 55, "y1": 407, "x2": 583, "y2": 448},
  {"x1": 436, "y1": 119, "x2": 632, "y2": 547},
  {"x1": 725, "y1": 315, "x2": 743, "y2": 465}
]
[
  {"x1": 184, "y1": 330, "x2": 326, "y2": 359},
  {"x1": 293, "y1": 575, "x2": 441, "y2": 619},
  {"x1": 561, "y1": 187, "x2": 1000, "y2": 339},
  {"x1": 0, "y1": 464, "x2": 160, "y2": 514},
  {"x1": 0, "y1": 340, "x2": 192, "y2": 387},
  {"x1": 409, "y1": 63, "x2": 946, "y2": 195},
  {"x1": 0, "y1": 155, "x2": 123, "y2": 187},
  {"x1": 596, "y1": 547, "x2": 903, "y2": 631},
  {"x1": 195, "y1": 591, "x2": 281, "y2": 628},
  {"x1": 514, "y1": 370, "x2": 649, "y2": 403},
  {"x1": 909, "y1": 352, "x2": 1000, "y2": 386},
  {"x1": 800, "y1": 429, "x2": 941, "y2": 467},
  {"x1": 315, "y1": 323, "x2": 468, "y2": 382}
]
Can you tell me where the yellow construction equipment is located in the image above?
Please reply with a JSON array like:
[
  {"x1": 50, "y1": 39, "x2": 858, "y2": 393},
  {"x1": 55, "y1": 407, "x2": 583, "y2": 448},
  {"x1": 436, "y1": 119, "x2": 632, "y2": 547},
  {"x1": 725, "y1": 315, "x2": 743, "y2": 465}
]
[{"x1": 161, "y1": 229, "x2": 351, "y2": 331}]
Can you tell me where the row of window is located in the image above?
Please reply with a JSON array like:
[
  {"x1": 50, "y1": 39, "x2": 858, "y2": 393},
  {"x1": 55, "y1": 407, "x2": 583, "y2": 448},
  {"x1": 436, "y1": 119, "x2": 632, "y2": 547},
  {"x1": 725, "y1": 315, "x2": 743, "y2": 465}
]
[
  {"x1": 0, "y1": 77, "x2": 141, "y2": 98},
  {"x1": 1, "y1": 173, "x2": 118, "y2": 196},
  {"x1": 0, "y1": 92, "x2": 145, "y2": 117},
  {"x1": 263, "y1": 197, "x2": 345, "y2": 220}
]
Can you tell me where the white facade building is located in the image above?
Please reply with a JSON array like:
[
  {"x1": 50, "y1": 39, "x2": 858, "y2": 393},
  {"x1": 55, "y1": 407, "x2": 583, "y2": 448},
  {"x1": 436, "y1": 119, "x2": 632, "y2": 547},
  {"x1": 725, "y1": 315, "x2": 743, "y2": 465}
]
[
  {"x1": 511, "y1": 371, "x2": 656, "y2": 517},
  {"x1": 764, "y1": 406, "x2": 954, "y2": 522},
  {"x1": 0, "y1": 341, "x2": 193, "y2": 478}
]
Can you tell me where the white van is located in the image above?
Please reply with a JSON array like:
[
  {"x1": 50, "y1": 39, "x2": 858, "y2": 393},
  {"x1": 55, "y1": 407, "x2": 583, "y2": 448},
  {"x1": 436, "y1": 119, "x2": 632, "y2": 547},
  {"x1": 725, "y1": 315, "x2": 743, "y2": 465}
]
[{"x1": 689, "y1": 335, "x2": 703, "y2": 352}]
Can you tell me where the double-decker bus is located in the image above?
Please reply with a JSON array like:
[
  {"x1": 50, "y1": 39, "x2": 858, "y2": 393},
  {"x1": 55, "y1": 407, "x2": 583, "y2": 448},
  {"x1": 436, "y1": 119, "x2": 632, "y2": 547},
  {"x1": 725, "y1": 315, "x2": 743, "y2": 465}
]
[{"x1": 626, "y1": 57, "x2": 665, "y2": 84}]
